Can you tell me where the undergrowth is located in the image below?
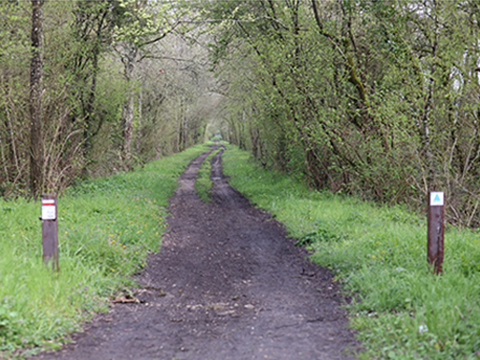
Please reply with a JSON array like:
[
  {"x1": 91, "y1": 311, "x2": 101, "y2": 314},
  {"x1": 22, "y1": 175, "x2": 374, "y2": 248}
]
[
  {"x1": 0, "y1": 144, "x2": 209, "y2": 358},
  {"x1": 222, "y1": 144, "x2": 480, "y2": 360}
]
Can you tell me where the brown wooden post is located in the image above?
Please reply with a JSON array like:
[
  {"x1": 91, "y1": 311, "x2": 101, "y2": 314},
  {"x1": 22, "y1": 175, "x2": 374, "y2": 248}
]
[
  {"x1": 427, "y1": 191, "x2": 444, "y2": 274},
  {"x1": 41, "y1": 194, "x2": 59, "y2": 271}
]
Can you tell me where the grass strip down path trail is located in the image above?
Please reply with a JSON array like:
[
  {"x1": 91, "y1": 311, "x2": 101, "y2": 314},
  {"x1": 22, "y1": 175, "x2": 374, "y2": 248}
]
[{"x1": 31, "y1": 144, "x2": 359, "y2": 360}]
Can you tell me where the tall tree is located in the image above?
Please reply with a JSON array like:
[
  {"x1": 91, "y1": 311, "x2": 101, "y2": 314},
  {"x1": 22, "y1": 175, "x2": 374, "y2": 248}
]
[
  {"x1": 113, "y1": 0, "x2": 184, "y2": 165},
  {"x1": 70, "y1": 0, "x2": 118, "y2": 167},
  {"x1": 29, "y1": 0, "x2": 44, "y2": 197}
]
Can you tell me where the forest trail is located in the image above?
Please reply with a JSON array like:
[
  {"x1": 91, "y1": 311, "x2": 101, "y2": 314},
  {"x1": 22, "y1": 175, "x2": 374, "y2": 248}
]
[{"x1": 32, "y1": 145, "x2": 359, "y2": 360}]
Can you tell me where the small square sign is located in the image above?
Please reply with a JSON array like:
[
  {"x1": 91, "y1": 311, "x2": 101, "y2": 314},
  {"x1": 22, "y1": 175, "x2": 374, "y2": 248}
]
[
  {"x1": 42, "y1": 199, "x2": 56, "y2": 220},
  {"x1": 430, "y1": 192, "x2": 444, "y2": 207}
]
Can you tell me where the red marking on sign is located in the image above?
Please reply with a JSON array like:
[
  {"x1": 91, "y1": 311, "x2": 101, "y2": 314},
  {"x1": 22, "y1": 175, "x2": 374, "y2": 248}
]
[{"x1": 42, "y1": 200, "x2": 55, "y2": 205}]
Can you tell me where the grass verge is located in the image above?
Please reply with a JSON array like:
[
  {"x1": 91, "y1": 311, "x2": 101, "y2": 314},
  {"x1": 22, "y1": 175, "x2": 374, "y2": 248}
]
[
  {"x1": 222, "y1": 144, "x2": 480, "y2": 360},
  {"x1": 0, "y1": 144, "x2": 210, "y2": 358},
  {"x1": 195, "y1": 145, "x2": 222, "y2": 202}
]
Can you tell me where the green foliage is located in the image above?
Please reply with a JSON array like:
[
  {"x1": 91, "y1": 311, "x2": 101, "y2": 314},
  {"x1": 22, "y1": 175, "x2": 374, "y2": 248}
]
[
  {"x1": 0, "y1": 144, "x2": 206, "y2": 356},
  {"x1": 223, "y1": 144, "x2": 480, "y2": 360},
  {"x1": 0, "y1": 0, "x2": 209, "y2": 197},
  {"x1": 0, "y1": 2, "x2": 29, "y2": 66},
  {"x1": 295, "y1": 227, "x2": 341, "y2": 246},
  {"x1": 113, "y1": 0, "x2": 175, "y2": 46},
  {"x1": 209, "y1": 0, "x2": 480, "y2": 226}
]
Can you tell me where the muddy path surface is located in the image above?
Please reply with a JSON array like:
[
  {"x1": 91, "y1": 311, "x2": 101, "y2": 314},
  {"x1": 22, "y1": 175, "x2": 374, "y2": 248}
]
[{"x1": 33, "y1": 146, "x2": 359, "y2": 360}]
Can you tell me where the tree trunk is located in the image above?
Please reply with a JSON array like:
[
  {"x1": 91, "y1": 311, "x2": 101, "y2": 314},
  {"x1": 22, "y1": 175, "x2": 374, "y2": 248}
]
[
  {"x1": 0, "y1": 137, "x2": 8, "y2": 185},
  {"x1": 183, "y1": 104, "x2": 188, "y2": 150},
  {"x1": 121, "y1": 45, "x2": 137, "y2": 165},
  {"x1": 29, "y1": 0, "x2": 44, "y2": 197},
  {"x1": 177, "y1": 100, "x2": 183, "y2": 151},
  {"x1": 122, "y1": 89, "x2": 134, "y2": 160},
  {"x1": 83, "y1": 50, "x2": 98, "y2": 154},
  {"x1": 135, "y1": 88, "x2": 142, "y2": 154}
]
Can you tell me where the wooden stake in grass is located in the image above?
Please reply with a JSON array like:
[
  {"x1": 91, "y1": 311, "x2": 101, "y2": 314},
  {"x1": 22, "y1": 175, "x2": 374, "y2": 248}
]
[
  {"x1": 427, "y1": 191, "x2": 444, "y2": 274},
  {"x1": 41, "y1": 194, "x2": 59, "y2": 271}
]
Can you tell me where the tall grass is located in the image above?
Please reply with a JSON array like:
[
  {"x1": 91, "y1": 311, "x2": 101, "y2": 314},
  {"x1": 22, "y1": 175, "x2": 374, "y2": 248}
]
[
  {"x1": 0, "y1": 144, "x2": 210, "y2": 357},
  {"x1": 222, "y1": 145, "x2": 480, "y2": 360}
]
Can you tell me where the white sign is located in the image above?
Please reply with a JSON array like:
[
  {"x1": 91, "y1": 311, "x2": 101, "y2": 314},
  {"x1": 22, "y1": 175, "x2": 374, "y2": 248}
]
[
  {"x1": 430, "y1": 192, "x2": 444, "y2": 207},
  {"x1": 42, "y1": 199, "x2": 56, "y2": 220}
]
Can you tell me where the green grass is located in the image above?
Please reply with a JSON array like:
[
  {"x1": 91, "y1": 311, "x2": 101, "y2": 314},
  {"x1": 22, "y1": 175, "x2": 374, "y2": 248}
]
[
  {"x1": 195, "y1": 145, "x2": 222, "y2": 202},
  {"x1": 222, "y1": 144, "x2": 480, "y2": 360},
  {"x1": 0, "y1": 144, "x2": 209, "y2": 358}
]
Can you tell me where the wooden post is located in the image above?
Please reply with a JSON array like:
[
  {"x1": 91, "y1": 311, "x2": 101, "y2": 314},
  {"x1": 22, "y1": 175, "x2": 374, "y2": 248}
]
[
  {"x1": 41, "y1": 194, "x2": 59, "y2": 271},
  {"x1": 427, "y1": 191, "x2": 444, "y2": 274}
]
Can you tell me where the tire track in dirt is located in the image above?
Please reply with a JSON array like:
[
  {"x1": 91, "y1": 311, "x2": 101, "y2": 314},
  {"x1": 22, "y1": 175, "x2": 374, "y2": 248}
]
[{"x1": 32, "y1": 145, "x2": 359, "y2": 360}]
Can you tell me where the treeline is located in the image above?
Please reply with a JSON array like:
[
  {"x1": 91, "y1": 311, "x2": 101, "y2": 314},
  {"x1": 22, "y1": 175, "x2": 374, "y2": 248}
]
[
  {"x1": 0, "y1": 0, "x2": 218, "y2": 198},
  {"x1": 208, "y1": 0, "x2": 480, "y2": 226}
]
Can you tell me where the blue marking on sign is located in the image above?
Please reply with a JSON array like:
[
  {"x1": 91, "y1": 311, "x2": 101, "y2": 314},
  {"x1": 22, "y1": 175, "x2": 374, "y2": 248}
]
[{"x1": 434, "y1": 194, "x2": 440, "y2": 202}]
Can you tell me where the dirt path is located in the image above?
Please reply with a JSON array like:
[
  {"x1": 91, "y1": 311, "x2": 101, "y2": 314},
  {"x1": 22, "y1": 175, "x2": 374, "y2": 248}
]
[{"x1": 33, "y1": 146, "x2": 359, "y2": 360}]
